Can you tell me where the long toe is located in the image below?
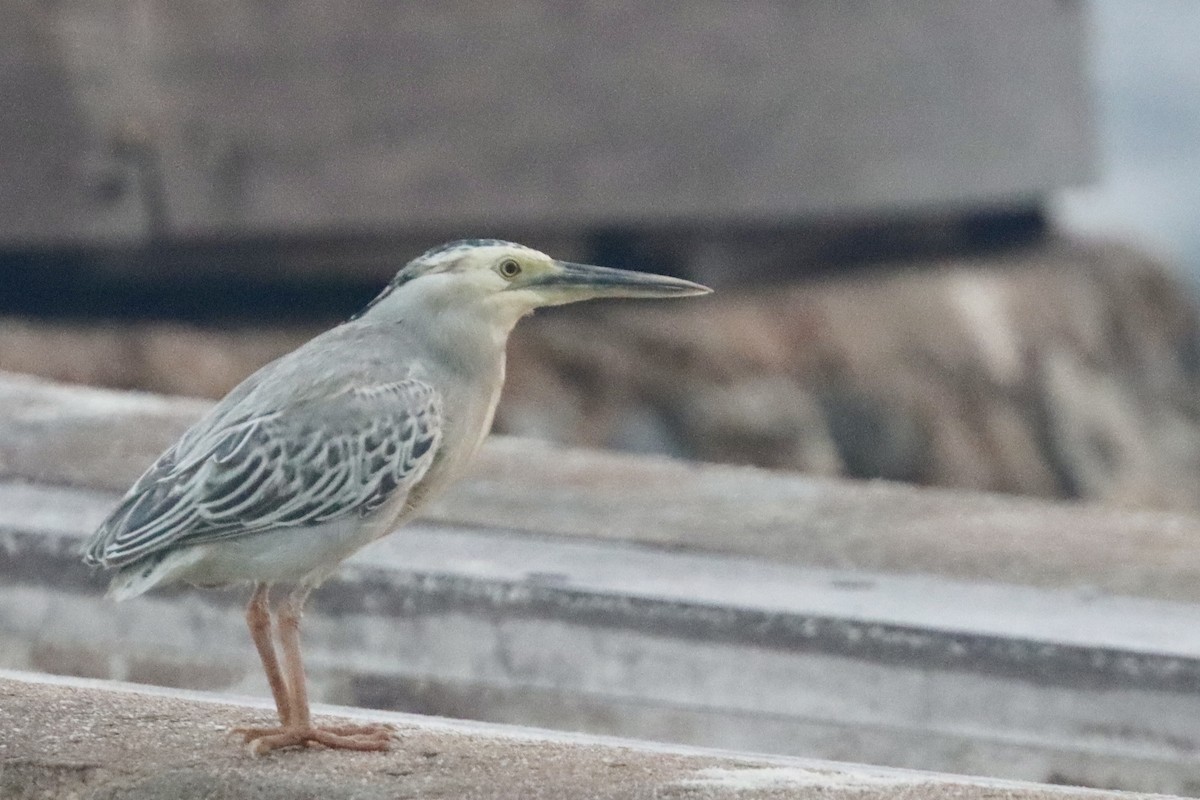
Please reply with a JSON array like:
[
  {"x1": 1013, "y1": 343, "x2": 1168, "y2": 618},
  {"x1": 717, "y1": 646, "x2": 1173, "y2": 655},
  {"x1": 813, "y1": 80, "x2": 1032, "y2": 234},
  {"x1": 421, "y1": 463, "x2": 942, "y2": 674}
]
[
  {"x1": 317, "y1": 722, "x2": 396, "y2": 737},
  {"x1": 308, "y1": 727, "x2": 392, "y2": 751},
  {"x1": 245, "y1": 725, "x2": 393, "y2": 755},
  {"x1": 233, "y1": 724, "x2": 288, "y2": 743},
  {"x1": 246, "y1": 729, "x2": 308, "y2": 754}
]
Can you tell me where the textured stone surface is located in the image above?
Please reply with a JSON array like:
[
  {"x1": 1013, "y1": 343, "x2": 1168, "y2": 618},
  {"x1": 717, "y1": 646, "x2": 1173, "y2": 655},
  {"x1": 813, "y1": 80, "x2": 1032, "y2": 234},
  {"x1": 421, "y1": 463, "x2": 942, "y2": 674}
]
[{"x1": 0, "y1": 672, "x2": 1168, "y2": 800}]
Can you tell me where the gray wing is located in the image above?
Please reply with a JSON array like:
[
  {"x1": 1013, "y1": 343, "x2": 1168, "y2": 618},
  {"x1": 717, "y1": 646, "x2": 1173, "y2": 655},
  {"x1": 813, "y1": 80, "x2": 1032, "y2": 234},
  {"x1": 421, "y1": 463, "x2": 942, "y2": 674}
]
[{"x1": 84, "y1": 378, "x2": 442, "y2": 568}]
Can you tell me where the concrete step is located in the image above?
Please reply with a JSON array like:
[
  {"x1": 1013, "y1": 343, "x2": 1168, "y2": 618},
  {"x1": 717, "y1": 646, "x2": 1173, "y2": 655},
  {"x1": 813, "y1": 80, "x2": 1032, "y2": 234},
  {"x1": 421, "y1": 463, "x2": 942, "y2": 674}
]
[
  {"x1": 5, "y1": 372, "x2": 1200, "y2": 793},
  {"x1": 0, "y1": 670, "x2": 1169, "y2": 800},
  {"x1": 6, "y1": 480, "x2": 1200, "y2": 792}
]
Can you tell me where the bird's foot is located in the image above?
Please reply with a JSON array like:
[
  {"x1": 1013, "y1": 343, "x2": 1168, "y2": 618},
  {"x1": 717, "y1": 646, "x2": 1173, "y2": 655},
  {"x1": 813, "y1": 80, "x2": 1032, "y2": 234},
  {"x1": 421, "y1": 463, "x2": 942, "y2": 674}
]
[{"x1": 234, "y1": 722, "x2": 394, "y2": 754}]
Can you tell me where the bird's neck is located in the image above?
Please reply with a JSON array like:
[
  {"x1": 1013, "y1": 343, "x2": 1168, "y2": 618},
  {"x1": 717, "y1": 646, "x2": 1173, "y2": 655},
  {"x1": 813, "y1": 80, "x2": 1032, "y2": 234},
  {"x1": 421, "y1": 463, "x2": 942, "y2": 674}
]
[
  {"x1": 357, "y1": 277, "x2": 539, "y2": 394},
  {"x1": 427, "y1": 304, "x2": 512, "y2": 373}
]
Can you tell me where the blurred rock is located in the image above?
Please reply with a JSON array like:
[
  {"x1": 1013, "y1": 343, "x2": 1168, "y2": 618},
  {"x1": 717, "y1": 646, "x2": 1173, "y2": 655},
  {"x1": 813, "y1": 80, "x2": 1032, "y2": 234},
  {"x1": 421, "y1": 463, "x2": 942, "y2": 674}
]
[
  {"x1": 3, "y1": 238, "x2": 1200, "y2": 511},
  {"x1": 0, "y1": 317, "x2": 315, "y2": 398},
  {"x1": 499, "y1": 238, "x2": 1200, "y2": 511}
]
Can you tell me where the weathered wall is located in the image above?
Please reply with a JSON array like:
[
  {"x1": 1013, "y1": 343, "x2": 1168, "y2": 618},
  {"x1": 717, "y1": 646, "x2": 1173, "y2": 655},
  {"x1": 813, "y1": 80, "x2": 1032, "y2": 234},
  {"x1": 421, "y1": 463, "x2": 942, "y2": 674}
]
[{"x1": 1, "y1": 1, "x2": 1090, "y2": 245}]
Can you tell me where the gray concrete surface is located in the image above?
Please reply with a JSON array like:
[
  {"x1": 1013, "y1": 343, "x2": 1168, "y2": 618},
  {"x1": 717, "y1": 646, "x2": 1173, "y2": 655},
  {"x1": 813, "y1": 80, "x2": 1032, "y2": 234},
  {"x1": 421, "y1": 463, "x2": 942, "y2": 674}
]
[
  {"x1": 9, "y1": 377, "x2": 1200, "y2": 791},
  {"x1": 6, "y1": 477, "x2": 1200, "y2": 793},
  {"x1": 1, "y1": 2, "x2": 1090, "y2": 244},
  {"x1": 0, "y1": 670, "x2": 1170, "y2": 800}
]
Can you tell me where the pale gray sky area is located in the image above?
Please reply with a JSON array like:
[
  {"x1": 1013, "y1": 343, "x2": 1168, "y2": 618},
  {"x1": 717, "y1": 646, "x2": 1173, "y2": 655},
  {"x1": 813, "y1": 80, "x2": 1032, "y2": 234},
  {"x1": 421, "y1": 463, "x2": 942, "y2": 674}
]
[{"x1": 1054, "y1": 0, "x2": 1200, "y2": 283}]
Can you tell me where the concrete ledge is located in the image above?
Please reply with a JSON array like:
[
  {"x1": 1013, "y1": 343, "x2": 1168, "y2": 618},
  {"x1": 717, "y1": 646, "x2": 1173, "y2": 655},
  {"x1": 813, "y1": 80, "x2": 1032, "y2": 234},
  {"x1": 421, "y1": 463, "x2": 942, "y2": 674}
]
[
  {"x1": 0, "y1": 671, "x2": 1155, "y2": 800},
  {"x1": 7, "y1": 482, "x2": 1200, "y2": 792},
  {"x1": 8, "y1": 373, "x2": 1200, "y2": 793}
]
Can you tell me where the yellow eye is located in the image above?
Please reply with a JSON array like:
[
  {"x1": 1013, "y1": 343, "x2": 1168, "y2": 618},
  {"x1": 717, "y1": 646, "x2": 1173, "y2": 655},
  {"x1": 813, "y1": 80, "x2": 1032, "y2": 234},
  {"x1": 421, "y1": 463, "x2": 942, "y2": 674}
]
[{"x1": 498, "y1": 259, "x2": 522, "y2": 279}]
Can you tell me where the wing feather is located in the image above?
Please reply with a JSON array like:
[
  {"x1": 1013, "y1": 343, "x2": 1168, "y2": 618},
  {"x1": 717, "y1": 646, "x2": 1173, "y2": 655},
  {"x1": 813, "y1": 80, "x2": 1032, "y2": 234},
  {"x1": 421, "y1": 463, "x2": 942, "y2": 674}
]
[{"x1": 84, "y1": 378, "x2": 442, "y2": 568}]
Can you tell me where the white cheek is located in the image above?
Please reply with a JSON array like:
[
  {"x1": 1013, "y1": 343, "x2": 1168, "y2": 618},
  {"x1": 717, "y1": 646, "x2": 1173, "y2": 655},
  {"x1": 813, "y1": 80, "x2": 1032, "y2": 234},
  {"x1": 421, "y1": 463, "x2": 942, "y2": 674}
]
[{"x1": 486, "y1": 290, "x2": 541, "y2": 330}]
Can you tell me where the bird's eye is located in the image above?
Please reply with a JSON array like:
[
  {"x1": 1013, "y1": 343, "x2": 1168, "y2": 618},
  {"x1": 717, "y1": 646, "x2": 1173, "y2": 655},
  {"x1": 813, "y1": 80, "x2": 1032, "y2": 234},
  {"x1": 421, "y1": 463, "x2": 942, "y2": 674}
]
[{"x1": 498, "y1": 259, "x2": 522, "y2": 279}]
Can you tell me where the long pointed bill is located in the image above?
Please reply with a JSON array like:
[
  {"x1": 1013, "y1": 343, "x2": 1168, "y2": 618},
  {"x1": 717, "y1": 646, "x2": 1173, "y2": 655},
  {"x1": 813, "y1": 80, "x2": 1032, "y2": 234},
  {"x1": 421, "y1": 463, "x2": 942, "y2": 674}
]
[{"x1": 529, "y1": 261, "x2": 712, "y2": 306}]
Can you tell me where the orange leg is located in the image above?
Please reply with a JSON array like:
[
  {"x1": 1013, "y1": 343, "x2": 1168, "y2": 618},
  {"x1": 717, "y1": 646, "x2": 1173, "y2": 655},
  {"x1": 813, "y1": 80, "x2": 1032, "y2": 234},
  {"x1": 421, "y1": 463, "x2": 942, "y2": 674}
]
[
  {"x1": 279, "y1": 586, "x2": 314, "y2": 729},
  {"x1": 243, "y1": 584, "x2": 292, "y2": 724},
  {"x1": 241, "y1": 585, "x2": 393, "y2": 755}
]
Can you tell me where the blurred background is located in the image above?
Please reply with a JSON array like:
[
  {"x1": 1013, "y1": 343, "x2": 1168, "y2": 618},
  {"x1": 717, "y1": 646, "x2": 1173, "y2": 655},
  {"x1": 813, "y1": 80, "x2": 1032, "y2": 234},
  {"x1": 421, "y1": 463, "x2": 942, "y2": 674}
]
[
  {"x1": 3, "y1": 0, "x2": 1200, "y2": 513},
  {"x1": 1056, "y1": 0, "x2": 1200, "y2": 287},
  {"x1": 7, "y1": 2, "x2": 1200, "y2": 793}
]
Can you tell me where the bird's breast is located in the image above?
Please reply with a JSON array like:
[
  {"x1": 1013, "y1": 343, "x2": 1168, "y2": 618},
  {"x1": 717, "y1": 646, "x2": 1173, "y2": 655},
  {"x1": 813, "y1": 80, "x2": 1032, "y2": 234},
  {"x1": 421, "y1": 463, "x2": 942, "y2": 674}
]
[{"x1": 400, "y1": 351, "x2": 506, "y2": 517}]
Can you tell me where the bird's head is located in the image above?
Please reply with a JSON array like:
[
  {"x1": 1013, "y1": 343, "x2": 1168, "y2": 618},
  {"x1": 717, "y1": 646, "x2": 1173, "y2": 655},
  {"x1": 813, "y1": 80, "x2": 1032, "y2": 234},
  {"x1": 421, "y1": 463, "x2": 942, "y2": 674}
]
[{"x1": 358, "y1": 239, "x2": 710, "y2": 329}]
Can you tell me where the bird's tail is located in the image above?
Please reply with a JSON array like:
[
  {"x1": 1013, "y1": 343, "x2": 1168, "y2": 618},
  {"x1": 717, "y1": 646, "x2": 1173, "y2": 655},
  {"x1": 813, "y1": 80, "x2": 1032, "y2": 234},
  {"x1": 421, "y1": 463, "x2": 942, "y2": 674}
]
[{"x1": 105, "y1": 548, "x2": 199, "y2": 601}]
